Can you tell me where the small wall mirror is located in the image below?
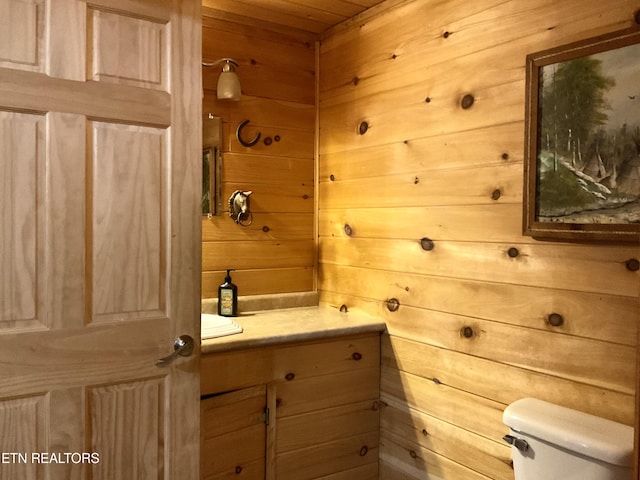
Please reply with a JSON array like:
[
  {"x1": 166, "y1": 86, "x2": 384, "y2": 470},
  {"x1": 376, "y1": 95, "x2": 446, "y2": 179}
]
[{"x1": 203, "y1": 113, "x2": 222, "y2": 216}]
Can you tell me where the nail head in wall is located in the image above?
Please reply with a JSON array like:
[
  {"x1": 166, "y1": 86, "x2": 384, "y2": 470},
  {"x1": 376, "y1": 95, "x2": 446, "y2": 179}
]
[
  {"x1": 461, "y1": 94, "x2": 475, "y2": 109},
  {"x1": 359, "y1": 446, "x2": 369, "y2": 457},
  {"x1": 358, "y1": 121, "x2": 369, "y2": 135},
  {"x1": 414, "y1": 176, "x2": 420, "y2": 184},
  {"x1": 502, "y1": 152, "x2": 509, "y2": 160},
  {"x1": 507, "y1": 247, "x2": 519, "y2": 258},
  {"x1": 302, "y1": 194, "x2": 309, "y2": 199},
  {"x1": 235, "y1": 466, "x2": 242, "y2": 474},
  {"x1": 274, "y1": 135, "x2": 280, "y2": 142},
  {"x1": 285, "y1": 373, "x2": 295, "y2": 381},
  {"x1": 386, "y1": 297, "x2": 400, "y2": 312},
  {"x1": 344, "y1": 224, "x2": 353, "y2": 236},
  {"x1": 422, "y1": 429, "x2": 428, "y2": 436},
  {"x1": 264, "y1": 136, "x2": 272, "y2": 145},
  {"x1": 625, "y1": 258, "x2": 639, "y2": 271},
  {"x1": 432, "y1": 377, "x2": 441, "y2": 385},
  {"x1": 409, "y1": 450, "x2": 418, "y2": 459},
  {"x1": 339, "y1": 304, "x2": 348, "y2": 313},
  {"x1": 250, "y1": 58, "x2": 256, "y2": 65},
  {"x1": 547, "y1": 313, "x2": 564, "y2": 327},
  {"x1": 420, "y1": 237, "x2": 434, "y2": 251},
  {"x1": 491, "y1": 189, "x2": 501, "y2": 200},
  {"x1": 425, "y1": 96, "x2": 432, "y2": 103},
  {"x1": 352, "y1": 76, "x2": 360, "y2": 86},
  {"x1": 352, "y1": 352, "x2": 362, "y2": 360},
  {"x1": 443, "y1": 31, "x2": 450, "y2": 38},
  {"x1": 329, "y1": 174, "x2": 335, "y2": 181},
  {"x1": 262, "y1": 226, "x2": 270, "y2": 232}
]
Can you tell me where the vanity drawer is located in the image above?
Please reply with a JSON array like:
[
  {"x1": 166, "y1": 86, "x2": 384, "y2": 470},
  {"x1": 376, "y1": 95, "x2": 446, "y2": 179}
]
[{"x1": 200, "y1": 333, "x2": 379, "y2": 395}]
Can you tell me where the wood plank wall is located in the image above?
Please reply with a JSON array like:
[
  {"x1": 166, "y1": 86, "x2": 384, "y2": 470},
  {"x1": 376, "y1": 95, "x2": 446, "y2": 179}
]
[
  {"x1": 317, "y1": 1, "x2": 640, "y2": 479},
  {"x1": 201, "y1": 16, "x2": 317, "y2": 298}
]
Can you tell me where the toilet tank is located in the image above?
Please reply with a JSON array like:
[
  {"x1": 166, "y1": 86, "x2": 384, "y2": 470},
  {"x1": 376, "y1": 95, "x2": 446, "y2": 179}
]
[{"x1": 503, "y1": 398, "x2": 633, "y2": 480}]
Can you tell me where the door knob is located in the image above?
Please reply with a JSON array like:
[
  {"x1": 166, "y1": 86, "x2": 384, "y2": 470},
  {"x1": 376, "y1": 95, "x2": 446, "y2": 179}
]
[{"x1": 157, "y1": 334, "x2": 195, "y2": 366}]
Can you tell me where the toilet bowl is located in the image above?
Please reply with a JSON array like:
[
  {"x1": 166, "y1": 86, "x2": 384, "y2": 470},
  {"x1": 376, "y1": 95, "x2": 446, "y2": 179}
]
[{"x1": 502, "y1": 398, "x2": 633, "y2": 480}]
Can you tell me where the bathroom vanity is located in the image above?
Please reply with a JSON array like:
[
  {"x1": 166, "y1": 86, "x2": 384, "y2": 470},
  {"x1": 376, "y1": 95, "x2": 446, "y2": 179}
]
[{"x1": 200, "y1": 307, "x2": 385, "y2": 480}]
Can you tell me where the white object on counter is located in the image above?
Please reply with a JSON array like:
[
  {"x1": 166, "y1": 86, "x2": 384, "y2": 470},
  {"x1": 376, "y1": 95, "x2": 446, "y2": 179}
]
[{"x1": 201, "y1": 313, "x2": 243, "y2": 339}]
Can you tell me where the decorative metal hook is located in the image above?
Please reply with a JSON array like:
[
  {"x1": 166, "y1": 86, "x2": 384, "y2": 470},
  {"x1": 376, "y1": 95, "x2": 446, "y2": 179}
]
[
  {"x1": 228, "y1": 190, "x2": 253, "y2": 226},
  {"x1": 236, "y1": 119, "x2": 261, "y2": 147}
]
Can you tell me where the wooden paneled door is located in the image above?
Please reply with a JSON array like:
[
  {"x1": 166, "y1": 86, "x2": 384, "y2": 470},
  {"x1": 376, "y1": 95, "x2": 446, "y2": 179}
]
[{"x1": 0, "y1": 0, "x2": 201, "y2": 479}]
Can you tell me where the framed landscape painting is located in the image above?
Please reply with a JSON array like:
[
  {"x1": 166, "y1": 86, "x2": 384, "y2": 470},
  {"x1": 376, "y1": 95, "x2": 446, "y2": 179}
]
[{"x1": 523, "y1": 27, "x2": 640, "y2": 242}]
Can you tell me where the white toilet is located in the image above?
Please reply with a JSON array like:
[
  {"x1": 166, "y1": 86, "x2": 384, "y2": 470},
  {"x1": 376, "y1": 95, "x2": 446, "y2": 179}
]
[{"x1": 502, "y1": 398, "x2": 634, "y2": 480}]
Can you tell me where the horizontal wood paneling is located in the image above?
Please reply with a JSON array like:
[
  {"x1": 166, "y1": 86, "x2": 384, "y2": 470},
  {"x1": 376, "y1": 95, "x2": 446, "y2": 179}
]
[
  {"x1": 320, "y1": 0, "x2": 632, "y2": 98},
  {"x1": 383, "y1": 335, "x2": 634, "y2": 424},
  {"x1": 202, "y1": 268, "x2": 313, "y2": 299},
  {"x1": 203, "y1": 213, "x2": 313, "y2": 241},
  {"x1": 222, "y1": 154, "x2": 314, "y2": 184},
  {"x1": 203, "y1": 240, "x2": 314, "y2": 271},
  {"x1": 381, "y1": 429, "x2": 492, "y2": 480},
  {"x1": 203, "y1": 95, "x2": 315, "y2": 134},
  {"x1": 320, "y1": 264, "x2": 638, "y2": 347},
  {"x1": 319, "y1": 204, "x2": 523, "y2": 243},
  {"x1": 318, "y1": 0, "x2": 640, "y2": 478},
  {"x1": 221, "y1": 184, "x2": 314, "y2": 213},
  {"x1": 318, "y1": 122, "x2": 524, "y2": 180},
  {"x1": 320, "y1": 237, "x2": 637, "y2": 296},
  {"x1": 381, "y1": 397, "x2": 512, "y2": 480},
  {"x1": 201, "y1": 17, "x2": 316, "y2": 298},
  {"x1": 319, "y1": 162, "x2": 521, "y2": 208}
]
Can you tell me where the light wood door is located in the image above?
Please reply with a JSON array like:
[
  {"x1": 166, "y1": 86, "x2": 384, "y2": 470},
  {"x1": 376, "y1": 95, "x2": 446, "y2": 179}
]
[{"x1": 0, "y1": 0, "x2": 201, "y2": 479}]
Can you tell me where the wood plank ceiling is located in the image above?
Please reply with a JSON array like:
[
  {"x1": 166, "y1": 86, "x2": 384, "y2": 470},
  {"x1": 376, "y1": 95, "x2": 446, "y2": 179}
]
[{"x1": 202, "y1": 0, "x2": 387, "y2": 35}]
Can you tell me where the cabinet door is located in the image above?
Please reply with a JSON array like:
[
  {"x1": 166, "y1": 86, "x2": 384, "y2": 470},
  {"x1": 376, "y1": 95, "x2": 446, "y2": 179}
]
[
  {"x1": 201, "y1": 385, "x2": 267, "y2": 479},
  {"x1": 273, "y1": 334, "x2": 381, "y2": 479}
]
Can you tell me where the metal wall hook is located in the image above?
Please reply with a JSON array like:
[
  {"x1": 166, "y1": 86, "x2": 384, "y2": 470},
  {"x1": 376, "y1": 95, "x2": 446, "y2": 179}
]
[{"x1": 236, "y1": 119, "x2": 261, "y2": 147}]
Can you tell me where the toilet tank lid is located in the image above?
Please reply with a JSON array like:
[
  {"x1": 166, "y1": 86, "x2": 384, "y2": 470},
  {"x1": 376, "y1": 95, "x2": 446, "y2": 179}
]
[{"x1": 503, "y1": 398, "x2": 633, "y2": 467}]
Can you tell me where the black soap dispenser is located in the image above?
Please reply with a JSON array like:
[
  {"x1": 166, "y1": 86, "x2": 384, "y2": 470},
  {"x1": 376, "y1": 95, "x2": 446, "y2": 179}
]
[{"x1": 218, "y1": 269, "x2": 238, "y2": 317}]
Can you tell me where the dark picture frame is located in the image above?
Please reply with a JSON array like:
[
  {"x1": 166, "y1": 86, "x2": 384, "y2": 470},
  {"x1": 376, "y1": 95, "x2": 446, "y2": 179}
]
[{"x1": 523, "y1": 27, "x2": 640, "y2": 242}]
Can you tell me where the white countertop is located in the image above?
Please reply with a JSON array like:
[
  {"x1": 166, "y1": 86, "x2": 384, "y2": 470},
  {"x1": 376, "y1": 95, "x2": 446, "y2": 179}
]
[{"x1": 200, "y1": 305, "x2": 386, "y2": 354}]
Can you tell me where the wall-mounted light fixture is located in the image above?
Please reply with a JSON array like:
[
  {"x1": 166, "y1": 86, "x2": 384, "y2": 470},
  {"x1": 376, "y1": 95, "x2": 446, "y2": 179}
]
[{"x1": 202, "y1": 58, "x2": 241, "y2": 101}]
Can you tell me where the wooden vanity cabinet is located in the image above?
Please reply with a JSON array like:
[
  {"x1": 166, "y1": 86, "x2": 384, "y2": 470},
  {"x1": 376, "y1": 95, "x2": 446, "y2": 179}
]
[{"x1": 200, "y1": 333, "x2": 381, "y2": 480}]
